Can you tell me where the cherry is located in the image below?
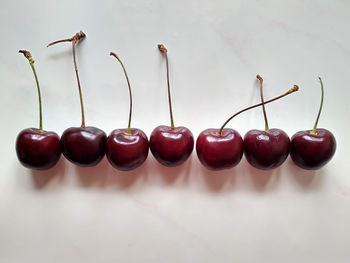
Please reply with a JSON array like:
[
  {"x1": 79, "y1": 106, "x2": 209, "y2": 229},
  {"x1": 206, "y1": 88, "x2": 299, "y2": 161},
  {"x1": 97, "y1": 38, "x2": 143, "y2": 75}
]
[
  {"x1": 243, "y1": 75, "x2": 291, "y2": 170},
  {"x1": 150, "y1": 44, "x2": 194, "y2": 167},
  {"x1": 16, "y1": 50, "x2": 61, "y2": 170},
  {"x1": 196, "y1": 84, "x2": 299, "y2": 170},
  {"x1": 105, "y1": 52, "x2": 149, "y2": 171},
  {"x1": 290, "y1": 77, "x2": 336, "y2": 170},
  {"x1": 197, "y1": 128, "x2": 243, "y2": 170},
  {"x1": 47, "y1": 31, "x2": 106, "y2": 167}
]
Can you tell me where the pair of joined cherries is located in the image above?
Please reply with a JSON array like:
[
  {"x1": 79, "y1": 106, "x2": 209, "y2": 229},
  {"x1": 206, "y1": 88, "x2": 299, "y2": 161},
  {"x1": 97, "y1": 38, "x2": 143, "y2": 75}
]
[{"x1": 16, "y1": 31, "x2": 336, "y2": 172}]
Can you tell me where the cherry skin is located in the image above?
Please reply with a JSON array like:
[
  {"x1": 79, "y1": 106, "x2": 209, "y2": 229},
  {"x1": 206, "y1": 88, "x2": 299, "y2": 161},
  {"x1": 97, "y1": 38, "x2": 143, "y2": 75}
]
[
  {"x1": 16, "y1": 128, "x2": 61, "y2": 170},
  {"x1": 244, "y1": 128, "x2": 290, "y2": 170},
  {"x1": 290, "y1": 128, "x2": 336, "y2": 170},
  {"x1": 106, "y1": 128, "x2": 149, "y2": 171},
  {"x1": 196, "y1": 128, "x2": 243, "y2": 170},
  {"x1": 61, "y1": 126, "x2": 106, "y2": 167},
  {"x1": 150, "y1": 125, "x2": 194, "y2": 167}
]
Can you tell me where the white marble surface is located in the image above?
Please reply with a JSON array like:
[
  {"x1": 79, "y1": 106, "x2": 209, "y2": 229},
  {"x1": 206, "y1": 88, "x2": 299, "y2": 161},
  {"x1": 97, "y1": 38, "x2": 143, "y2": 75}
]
[{"x1": 1, "y1": 0, "x2": 350, "y2": 262}]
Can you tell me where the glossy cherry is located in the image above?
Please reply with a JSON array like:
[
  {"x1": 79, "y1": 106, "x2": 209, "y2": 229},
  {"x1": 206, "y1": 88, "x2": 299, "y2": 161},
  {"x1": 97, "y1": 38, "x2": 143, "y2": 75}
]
[
  {"x1": 150, "y1": 44, "x2": 194, "y2": 167},
  {"x1": 243, "y1": 75, "x2": 291, "y2": 170},
  {"x1": 150, "y1": 125, "x2": 194, "y2": 167},
  {"x1": 197, "y1": 84, "x2": 299, "y2": 170},
  {"x1": 106, "y1": 52, "x2": 149, "y2": 171},
  {"x1": 47, "y1": 31, "x2": 106, "y2": 166},
  {"x1": 16, "y1": 50, "x2": 61, "y2": 170},
  {"x1": 196, "y1": 129, "x2": 243, "y2": 170},
  {"x1": 60, "y1": 126, "x2": 106, "y2": 166},
  {"x1": 16, "y1": 128, "x2": 61, "y2": 170},
  {"x1": 290, "y1": 77, "x2": 336, "y2": 170}
]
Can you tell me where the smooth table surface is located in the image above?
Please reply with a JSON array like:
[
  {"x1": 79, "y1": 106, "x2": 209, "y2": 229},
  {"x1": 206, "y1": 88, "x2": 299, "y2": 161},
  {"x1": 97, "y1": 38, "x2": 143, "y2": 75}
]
[{"x1": 1, "y1": 0, "x2": 350, "y2": 262}]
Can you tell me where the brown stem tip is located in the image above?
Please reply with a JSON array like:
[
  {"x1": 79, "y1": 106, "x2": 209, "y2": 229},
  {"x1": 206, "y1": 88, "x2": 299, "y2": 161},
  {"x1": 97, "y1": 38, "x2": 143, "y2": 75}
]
[
  {"x1": 110, "y1": 52, "x2": 119, "y2": 60},
  {"x1": 19, "y1": 50, "x2": 32, "y2": 60},
  {"x1": 289, "y1": 85, "x2": 299, "y2": 93},
  {"x1": 158, "y1": 44, "x2": 167, "y2": 53},
  {"x1": 256, "y1": 74, "x2": 263, "y2": 82},
  {"x1": 47, "y1": 31, "x2": 86, "y2": 47}
]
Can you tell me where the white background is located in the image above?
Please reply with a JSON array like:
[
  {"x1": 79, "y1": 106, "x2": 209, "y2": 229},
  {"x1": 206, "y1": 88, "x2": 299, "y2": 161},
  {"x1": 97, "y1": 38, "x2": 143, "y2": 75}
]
[{"x1": 1, "y1": 0, "x2": 350, "y2": 262}]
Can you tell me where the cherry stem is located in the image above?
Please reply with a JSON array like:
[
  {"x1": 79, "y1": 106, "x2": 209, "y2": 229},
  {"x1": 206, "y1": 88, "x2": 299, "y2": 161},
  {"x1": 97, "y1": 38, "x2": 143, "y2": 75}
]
[
  {"x1": 19, "y1": 50, "x2": 43, "y2": 132},
  {"x1": 311, "y1": 77, "x2": 324, "y2": 135},
  {"x1": 257, "y1": 74, "x2": 269, "y2": 132},
  {"x1": 47, "y1": 31, "x2": 86, "y2": 127},
  {"x1": 218, "y1": 85, "x2": 299, "y2": 135},
  {"x1": 158, "y1": 44, "x2": 175, "y2": 130},
  {"x1": 110, "y1": 52, "x2": 133, "y2": 135}
]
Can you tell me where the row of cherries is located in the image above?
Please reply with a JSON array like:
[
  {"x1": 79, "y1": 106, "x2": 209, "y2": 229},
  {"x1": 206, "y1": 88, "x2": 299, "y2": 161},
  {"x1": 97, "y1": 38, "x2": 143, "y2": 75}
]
[{"x1": 16, "y1": 31, "x2": 336, "y2": 172}]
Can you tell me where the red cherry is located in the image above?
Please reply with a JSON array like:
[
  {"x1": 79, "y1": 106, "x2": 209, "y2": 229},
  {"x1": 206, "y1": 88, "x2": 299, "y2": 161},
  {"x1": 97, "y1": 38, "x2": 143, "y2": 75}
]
[
  {"x1": 61, "y1": 126, "x2": 106, "y2": 167},
  {"x1": 47, "y1": 31, "x2": 106, "y2": 167},
  {"x1": 150, "y1": 125, "x2": 193, "y2": 167},
  {"x1": 16, "y1": 128, "x2": 61, "y2": 170},
  {"x1": 107, "y1": 128, "x2": 149, "y2": 171},
  {"x1": 290, "y1": 77, "x2": 336, "y2": 169},
  {"x1": 16, "y1": 50, "x2": 61, "y2": 170},
  {"x1": 150, "y1": 44, "x2": 194, "y2": 167},
  {"x1": 244, "y1": 129, "x2": 290, "y2": 170},
  {"x1": 105, "y1": 52, "x2": 149, "y2": 171},
  {"x1": 196, "y1": 128, "x2": 243, "y2": 170},
  {"x1": 290, "y1": 128, "x2": 336, "y2": 170},
  {"x1": 243, "y1": 75, "x2": 290, "y2": 170}
]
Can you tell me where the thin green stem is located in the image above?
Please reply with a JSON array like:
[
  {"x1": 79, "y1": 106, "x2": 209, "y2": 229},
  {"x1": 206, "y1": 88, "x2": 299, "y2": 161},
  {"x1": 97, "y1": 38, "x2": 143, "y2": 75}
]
[
  {"x1": 158, "y1": 44, "x2": 175, "y2": 129},
  {"x1": 218, "y1": 85, "x2": 299, "y2": 135},
  {"x1": 110, "y1": 52, "x2": 133, "y2": 135},
  {"x1": 47, "y1": 31, "x2": 86, "y2": 127},
  {"x1": 257, "y1": 75, "x2": 269, "y2": 132},
  {"x1": 311, "y1": 77, "x2": 324, "y2": 135},
  {"x1": 19, "y1": 50, "x2": 43, "y2": 132}
]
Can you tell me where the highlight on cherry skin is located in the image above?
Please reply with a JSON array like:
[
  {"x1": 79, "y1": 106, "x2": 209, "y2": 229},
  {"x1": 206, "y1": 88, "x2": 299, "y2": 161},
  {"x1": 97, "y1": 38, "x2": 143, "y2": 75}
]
[
  {"x1": 16, "y1": 50, "x2": 61, "y2": 170},
  {"x1": 290, "y1": 77, "x2": 336, "y2": 170},
  {"x1": 105, "y1": 52, "x2": 149, "y2": 171},
  {"x1": 196, "y1": 83, "x2": 299, "y2": 171},
  {"x1": 243, "y1": 75, "x2": 291, "y2": 170},
  {"x1": 47, "y1": 31, "x2": 106, "y2": 167},
  {"x1": 149, "y1": 44, "x2": 194, "y2": 167}
]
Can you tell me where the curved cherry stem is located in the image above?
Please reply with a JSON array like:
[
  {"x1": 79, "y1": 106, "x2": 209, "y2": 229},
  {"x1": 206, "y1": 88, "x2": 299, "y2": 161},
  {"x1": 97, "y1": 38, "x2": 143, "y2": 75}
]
[
  {"x1": 218, "y1": 85, "x2": 299, "y2": 135},
  {"x1": 257, "y1": 74, "x2": 269, "y2": 132},
  {"x1": 110, "y1": 52, "x2": 133, "y2": 135},
  {"x1": 19, "y1": 50, "x2": 43, "y2": 132},
  {"x1": 311, "y1": 77, "x2": 324, "y2": 135},
  {"x1": 158, "y1": 44, "x2": 175, "y2": 130},
  {"x1": 47, "y1": 31, "x2": 86, "y2": 127}
]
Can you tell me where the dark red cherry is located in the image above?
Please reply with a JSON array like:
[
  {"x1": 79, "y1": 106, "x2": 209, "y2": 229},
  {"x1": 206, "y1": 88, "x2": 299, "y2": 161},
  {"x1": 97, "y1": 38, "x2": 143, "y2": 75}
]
[
  {"x1": 290, "y1": 77, "x2": 336, "y2": 170},
  {"x1": 48, "y1": 32, "x2": 106, "y2": 167},
  {"x1": 290, "y1": 128, "x2": 336, "y2": 170},
  {"x1": 244, "y1": 128, "x2": 290, "y2": 170},
  {"x1": 61, "y1": 126, "x2": 106, "y2": 167},
  {"x1": 106, "y1": 128, "x2": 149, "y2": 171},
  {"x1": 151, "y1": 45, "x2": 194, "y2": 167},
  {"x1": 16, "y1": 50, "x2": 61, "y2": 170},
  {"x1": 243, "y1": 75, "x2": 292, "y2": 170},
  {"x1": 196, "y1": 128, "x2": 243, "y2": 170},
  {"x1": 16, "y1": 128, "x2": 61, "y2": 170},
  {"x1": 150, "y1": 125, "x2": 194, "y2": 167}
]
